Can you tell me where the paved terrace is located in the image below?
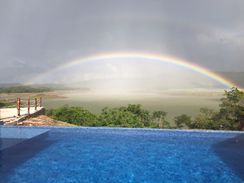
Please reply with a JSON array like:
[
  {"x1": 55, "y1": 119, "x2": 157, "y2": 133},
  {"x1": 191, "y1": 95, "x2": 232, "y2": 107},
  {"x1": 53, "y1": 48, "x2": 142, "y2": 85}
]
[{"x1": 0, "y1": 107, "x2": 44, "y2": 125}]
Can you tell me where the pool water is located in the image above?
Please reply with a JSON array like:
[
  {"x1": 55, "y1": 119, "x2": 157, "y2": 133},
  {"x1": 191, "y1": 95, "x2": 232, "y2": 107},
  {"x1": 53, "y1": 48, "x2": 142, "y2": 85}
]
[{"x1": 0, "y1": 127, "x2": 244, "y2": 183}]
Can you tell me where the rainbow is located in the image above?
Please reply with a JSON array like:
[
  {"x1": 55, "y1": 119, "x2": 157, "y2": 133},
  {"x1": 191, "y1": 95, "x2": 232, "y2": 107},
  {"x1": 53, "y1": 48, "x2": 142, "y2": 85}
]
[{"x1": 27, "y1": 52, "x2": 237, "y2": 88}]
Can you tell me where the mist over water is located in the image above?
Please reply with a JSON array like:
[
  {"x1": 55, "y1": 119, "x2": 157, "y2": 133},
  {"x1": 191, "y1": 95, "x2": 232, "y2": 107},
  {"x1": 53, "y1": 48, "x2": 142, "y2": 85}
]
[
  {"x1": 30, "y1": 58, "x2": 227, "y2": 93},
  {"x1": 29, "y1": 58, "x2": 228, "y2": 122},
  {"x1": 43, "y1": 88, "x2": 222, "y2": 123}
]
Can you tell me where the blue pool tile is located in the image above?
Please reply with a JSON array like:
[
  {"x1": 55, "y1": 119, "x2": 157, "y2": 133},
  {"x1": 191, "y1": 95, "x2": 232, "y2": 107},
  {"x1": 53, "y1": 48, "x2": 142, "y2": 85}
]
[{"x1": 0, "y1": 127, "x2": 243, "y2": 183}]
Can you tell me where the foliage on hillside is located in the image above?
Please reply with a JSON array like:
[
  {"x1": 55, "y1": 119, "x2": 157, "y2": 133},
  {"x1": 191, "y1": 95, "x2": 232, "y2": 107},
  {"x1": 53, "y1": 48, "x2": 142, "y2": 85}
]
[
  {"x1": 0, "y1": 85, "x2": 52, "y2": 93},
  {"x1": 174, "y1": 87, "x2": 244, "y2": 130},
  {"x1": 47, "y1": 106, "x2": 97, "y2": 126},
  {"x1": 0, "y1": 101, "x2": 16, "y2": 108},
  {"x1": 0, "y1": 102, "x2": 6, "y2": 108},
  {"x1": 47, "y1": 104, "x2": 169, "y2": 128}
]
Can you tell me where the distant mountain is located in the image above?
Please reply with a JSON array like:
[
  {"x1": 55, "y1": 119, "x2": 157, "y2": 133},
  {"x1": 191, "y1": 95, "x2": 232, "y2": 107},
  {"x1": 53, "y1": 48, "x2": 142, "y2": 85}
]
[
  {"x1": 0, "y1": 83, "x2": 21, "y2": 88},
  {"x1": 1, "y1": 71, "x2": 243, "y2": 91},
  {"x1": 218, "y1": 72, "x2": 244, "y2": 88},
  {"x1": 0, "y1": 83, "x2": 89, "y2": 92},
  {"x1": 40, "y1": 83, "x2": 90, "y2": 91}
]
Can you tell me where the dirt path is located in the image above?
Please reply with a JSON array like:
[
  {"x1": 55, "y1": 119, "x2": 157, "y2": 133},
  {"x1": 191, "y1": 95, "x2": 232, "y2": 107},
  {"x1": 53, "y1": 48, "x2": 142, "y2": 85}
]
[{"x1": 17, "y1": 115, "x2": 76, "y2": 127}]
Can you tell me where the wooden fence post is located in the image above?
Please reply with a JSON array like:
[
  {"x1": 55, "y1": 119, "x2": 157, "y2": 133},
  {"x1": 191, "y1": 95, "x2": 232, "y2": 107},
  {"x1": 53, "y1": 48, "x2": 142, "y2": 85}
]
[
  {"x1": 34, "y1": 98, "x2": 37, "y2": 110},
  {"x1": 40, "y1": 97, "x2": 42, "y2": 107},
  {"x1": 27, "y1": 97, "x2": 30, "y2": 115},
  {"x1": 17, "y1": 98, "x2": 21, "y2": 116}
]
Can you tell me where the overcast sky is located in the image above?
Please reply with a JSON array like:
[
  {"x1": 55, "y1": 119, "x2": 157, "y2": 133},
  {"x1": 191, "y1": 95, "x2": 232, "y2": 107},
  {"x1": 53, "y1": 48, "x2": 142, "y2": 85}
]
[{"x1": 0, "y1": 0, "x2": 243, "y2": 84}]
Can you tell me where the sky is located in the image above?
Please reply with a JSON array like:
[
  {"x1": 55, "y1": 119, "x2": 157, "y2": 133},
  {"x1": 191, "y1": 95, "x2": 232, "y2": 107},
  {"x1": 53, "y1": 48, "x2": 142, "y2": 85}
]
[{"x1": 0, "y1": 0, "x2": 243, "y2": 88}]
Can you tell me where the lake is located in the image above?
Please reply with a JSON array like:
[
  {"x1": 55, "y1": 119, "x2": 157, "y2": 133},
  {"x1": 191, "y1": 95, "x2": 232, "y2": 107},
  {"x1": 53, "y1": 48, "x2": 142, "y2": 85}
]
[{"x1": 43, "y1": 90, "x2": 223, "y2": 123}]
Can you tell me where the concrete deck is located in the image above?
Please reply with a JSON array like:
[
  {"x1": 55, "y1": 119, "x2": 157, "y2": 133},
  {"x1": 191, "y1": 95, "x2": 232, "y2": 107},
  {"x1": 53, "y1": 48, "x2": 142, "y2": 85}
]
[{"x1": 0, "y1": 107, "x2": 43, "y2": 119}]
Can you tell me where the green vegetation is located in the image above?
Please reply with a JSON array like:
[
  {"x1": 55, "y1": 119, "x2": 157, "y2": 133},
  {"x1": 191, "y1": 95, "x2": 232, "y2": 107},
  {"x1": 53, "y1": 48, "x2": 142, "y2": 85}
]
[
  {"x1": 175, "y1": 87, "x2": 244, "y2": 130},
  {"x1": 47, "y1": 88, "x2": 244, "y2": 130},
  {"x1": 47, "y1": 106, "x2": 97, "y2": 126},
  {"x1": 174, "y1": 114, "x2": 192, "y2": 128},
  {"x1": 98, "y1": 106, "x2": 142, "y2": 127},
  {"x1": 0, "y1": 102, "x2": 6, "y2": 108},
  {"x1": 0, "y1": 85, "x2": 52, "y2": 93},
  {"x1": 47, "y1": 104, "x2": 169, "y2": 128},
  {"x1": 0, "y1": 101, "x2": 16, "y2": 108}
]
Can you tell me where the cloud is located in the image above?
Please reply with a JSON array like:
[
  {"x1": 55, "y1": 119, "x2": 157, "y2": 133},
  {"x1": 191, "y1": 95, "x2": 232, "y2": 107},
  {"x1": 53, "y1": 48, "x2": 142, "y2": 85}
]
[{"x1": 0, "y1": 0, "x2": 243, "y2": 84}]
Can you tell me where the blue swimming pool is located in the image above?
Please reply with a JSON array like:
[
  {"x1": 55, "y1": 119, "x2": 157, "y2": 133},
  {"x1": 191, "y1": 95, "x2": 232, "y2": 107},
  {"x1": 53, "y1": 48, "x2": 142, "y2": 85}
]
[{"x1": 0, "y1": 127, "x2": 244, "y2": 183}]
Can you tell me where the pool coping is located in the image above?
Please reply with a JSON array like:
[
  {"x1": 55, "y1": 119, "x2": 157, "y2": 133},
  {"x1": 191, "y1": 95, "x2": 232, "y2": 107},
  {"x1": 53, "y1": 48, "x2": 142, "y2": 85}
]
[{"x1": 1, "y1": 125, "x2": 244, "y2": 134}]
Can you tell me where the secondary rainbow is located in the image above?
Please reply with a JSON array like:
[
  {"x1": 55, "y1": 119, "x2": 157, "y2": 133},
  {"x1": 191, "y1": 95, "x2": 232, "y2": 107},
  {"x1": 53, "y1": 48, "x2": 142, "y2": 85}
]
[{"x1": 27, "y1": 52, "x2": 237, "y2": 88}]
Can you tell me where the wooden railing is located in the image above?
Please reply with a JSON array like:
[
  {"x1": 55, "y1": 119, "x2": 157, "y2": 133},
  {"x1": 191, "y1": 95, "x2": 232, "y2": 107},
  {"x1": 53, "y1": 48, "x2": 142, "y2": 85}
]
[
  {"x1": 16, "y1": 97, "x2": 42, "y2": 116},
  {"x1": 0, "y1": 97, "x2": 43, "y2": 120}
]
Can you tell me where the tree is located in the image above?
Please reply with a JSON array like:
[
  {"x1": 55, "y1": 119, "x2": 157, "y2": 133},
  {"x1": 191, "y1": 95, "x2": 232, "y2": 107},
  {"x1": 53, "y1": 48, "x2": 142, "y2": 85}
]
[
  {"x1": 152, "y1": 111, "x2": 169, "y2": 128},
  {"x1": 179, "y1": 88, "x2": 244, "y2": 130},
  {"x1": 126, "y1": 104, "x2": 151, "y2": 127},
  {"x1": 138, "y1": 109, "x2": 151, "y2": 127},
  {"x1": 99, "y1": 107, "x2": 142, "y2": 128},
  {"x1": 174, "y1": 114, "x2": 192, "y2": 128},
  {"x1": 217, "y1": 87, "x2": 244, "y2": 130},
  {"x1": 47, "y1": 104, "x2": 171, "y2": 128},
  {"x1": 127, "y1": 104, "x2": 142, "y2": 116},
  {"x1": 47, "y1": 106, "x2": 97, "y2": 126},
  {"x1": 192, "y1": 108, "x2": 218, "y2": 129}
]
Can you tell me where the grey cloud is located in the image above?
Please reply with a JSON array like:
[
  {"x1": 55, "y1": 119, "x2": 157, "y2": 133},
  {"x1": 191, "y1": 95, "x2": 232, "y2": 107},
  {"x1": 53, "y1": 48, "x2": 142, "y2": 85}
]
[{"x1": 0, "y1": 0, "x2": 243, "y2": 83}]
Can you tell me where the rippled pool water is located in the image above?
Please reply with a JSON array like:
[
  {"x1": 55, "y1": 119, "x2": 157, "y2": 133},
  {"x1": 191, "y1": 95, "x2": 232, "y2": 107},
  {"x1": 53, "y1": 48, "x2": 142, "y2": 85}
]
[{"x1": 0, "y1": 127, "x2": 244, "y2": 183}]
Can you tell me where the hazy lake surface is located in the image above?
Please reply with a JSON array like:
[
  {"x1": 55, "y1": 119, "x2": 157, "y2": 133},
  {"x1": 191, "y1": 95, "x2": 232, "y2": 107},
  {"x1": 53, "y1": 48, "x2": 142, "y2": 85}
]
[{"x1": 44, "y1": 90, "x2": 223, "y2": 122}]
